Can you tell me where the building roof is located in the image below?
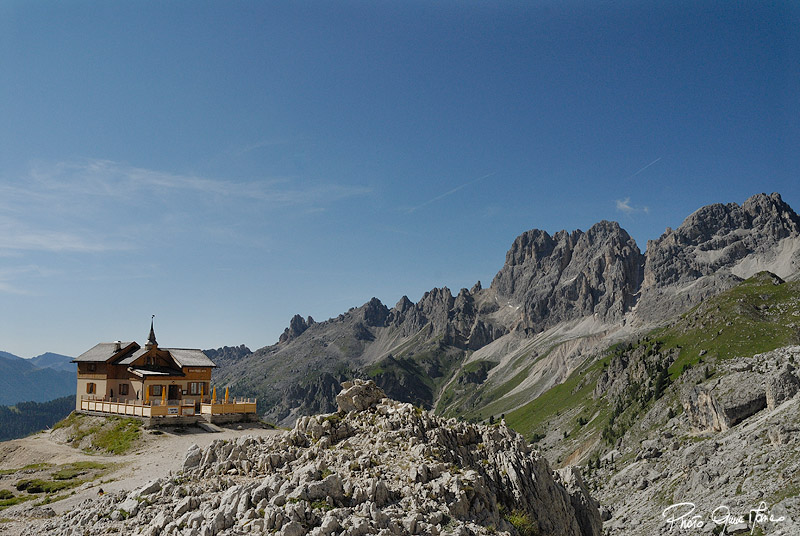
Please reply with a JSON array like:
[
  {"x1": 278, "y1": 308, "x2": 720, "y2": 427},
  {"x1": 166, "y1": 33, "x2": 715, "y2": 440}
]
[
  {"x1": 166, "y1": 348, "x2": 216, "y2": 368},
  {"x1": 74, "y1": 342, "x2": 215, "y2": 368},
  {"x1": 73, "y1": 342, "x2": 136, "y2": 363},
  {"x1": 115, "y1": 348, "x2": 148, "y2": 366},
  {"x1": 114, "y1": 347, "x2": 215, "y2": 368}
]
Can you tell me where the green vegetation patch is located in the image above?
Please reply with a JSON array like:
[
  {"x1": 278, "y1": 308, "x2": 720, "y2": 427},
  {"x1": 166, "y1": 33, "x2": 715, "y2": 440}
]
[
  {"x1": 766, "y1": 482, "x2": 800, "y2": 507},
  {"x1": 310, "y1": 499, "x2": 333, "y2": 511},
  {"x1": 90, "y1": 417, "x2": 142, "y2": 454},
  {"x1": 34, "y1": 492, "x2": 74, "y2": 506},
  {"x1": 55, "y1": 413, "x2": 142, "y2": 454},
  {"x1": 7, "y1": 460, "x2": 112, "y2": 506},
  {"x1": 16, "y1": 478, "x2": 79, "y2": 494},
  {"x1": 503, "y1": 509, "x2": 540, "y2": 536},
  {"x1": 0, "y1": 493, "x2": 34, "y2": 510},
  {"x1": 52, "y1": 461, "x2": 109, "y2": 480},
  {"x1": 498, "y1": 272, "x2": 800, "y2": 469},
  {"x1": 504, "y1": 355, "x2": 610, "y2": 441},
  {"x1": 52, "y1": 411, "x2": 83, "y2": 431},
  {"x1": 368, "y1": 342, "x2": 465, "y2": 409},
  {"x1": 0, "y1": 463, "x2": 54, "y2": 476}
]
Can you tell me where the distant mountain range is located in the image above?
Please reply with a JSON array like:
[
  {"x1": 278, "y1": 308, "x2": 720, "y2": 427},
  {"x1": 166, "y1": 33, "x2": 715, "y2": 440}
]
[
  {"x1": 0, "y1": 351, "x2": 75, "y2": 406},
  {"x1": 28, "y1": 352, "x2": 76, "y2": 372},
  {"x1": 210, "y1": 192, "x2": 800, "y2": 426}
]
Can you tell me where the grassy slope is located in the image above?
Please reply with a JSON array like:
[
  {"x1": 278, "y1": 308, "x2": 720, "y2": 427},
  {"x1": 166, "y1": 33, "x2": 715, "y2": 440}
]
[
  {"x1": 500, "y1": 272, "x2": 800, "y2": 461},
  {"x1": 52, "y1": 413, "x2": 142, "y2": 455},
  {"x1": 658, "y1": 271, "x2": 800, "y2": 377}
]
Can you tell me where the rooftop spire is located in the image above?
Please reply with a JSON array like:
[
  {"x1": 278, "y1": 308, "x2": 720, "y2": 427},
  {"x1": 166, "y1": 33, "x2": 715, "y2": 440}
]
[{"x1": 146, "y1": 314, "x2": 157, "y2": 350}]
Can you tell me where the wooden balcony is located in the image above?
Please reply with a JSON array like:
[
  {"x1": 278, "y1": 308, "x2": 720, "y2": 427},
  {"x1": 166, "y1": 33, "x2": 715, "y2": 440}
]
[
  {"x1": 201, "y1": 399, "x2": 258, "y2": 415},
  {"x1": 79, "y1": 396, "x2": 257, "y2": 418}
]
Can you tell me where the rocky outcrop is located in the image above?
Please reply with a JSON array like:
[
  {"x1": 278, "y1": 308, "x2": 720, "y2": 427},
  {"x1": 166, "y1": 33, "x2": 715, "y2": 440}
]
[
  {"x1": 335, "y1": 379, "x2": 387, "y2": 412},
  {"x1": 204, "y1": 345, "x2": 252, "y2": 368},
  {"x1": 767, "y1": 365, "x2": 800, "y2": 410},
  {"x1": 491, "y1": 221, "x2": 644, "y2": 332},
  {"x1": 385, "y1": 287, "x2": 506, "y2": 349},
  {"x1": 279, "y1": 315, "x2": 316, "y2": 344},
  {"x1": 681, "y1": 349, "x2": 800, "y2": 432},
  {"x1": 556, "y1": 467, "x2": 602, "y2": 536},
  {"x1": 593, "y1": 346, "x2": 800, "y2": 535},
  {"x1": 33, "y1": 384, "x2": 602, "y2": 536},
  {"x1": 682, "y1": 373, "x2": 767, "y2": 432}
]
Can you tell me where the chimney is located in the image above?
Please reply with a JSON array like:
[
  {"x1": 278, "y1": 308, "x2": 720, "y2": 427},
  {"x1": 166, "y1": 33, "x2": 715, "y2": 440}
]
[{"x1": 114, "y1": 341, "x2": 122, "y2": 352}]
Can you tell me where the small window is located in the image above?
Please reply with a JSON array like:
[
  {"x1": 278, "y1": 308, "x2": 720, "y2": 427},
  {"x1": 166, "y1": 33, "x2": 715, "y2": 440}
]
[
  {"x1": 88, "y1": 363, "x2": 96, "y2": 372},
  {"x1": 86, "y1": 383, "x2": 96, "y2": 394},
  {"x1": 151, "y1": 385, "x2": 162, "y2": 396},
  {"x1": 189, "y1": 382, "x2": 205, "y2": 395},
  {"x1": 119, "y1": 384, "x2": 129, "y2": 396}
]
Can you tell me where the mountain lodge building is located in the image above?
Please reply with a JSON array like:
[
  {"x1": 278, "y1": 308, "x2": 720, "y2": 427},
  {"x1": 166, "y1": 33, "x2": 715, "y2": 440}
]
[{"x1": 72, "y1": 320, "x2": 256, "y2": 420}]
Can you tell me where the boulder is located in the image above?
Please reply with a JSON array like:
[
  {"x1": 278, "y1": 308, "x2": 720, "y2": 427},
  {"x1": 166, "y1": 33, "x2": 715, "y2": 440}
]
[
  {"x1": 135, "y1": 480, "x2": 162, "y2": 497},
  {"x1": 335, "y1": 379, "x2": 386, "y2": 412},
  {"x1": 183, "y1": 443, "x2": 203, "y2": 470},
  {"x1": 766, "y1": 366, "x2": 800, "y2": 410}
]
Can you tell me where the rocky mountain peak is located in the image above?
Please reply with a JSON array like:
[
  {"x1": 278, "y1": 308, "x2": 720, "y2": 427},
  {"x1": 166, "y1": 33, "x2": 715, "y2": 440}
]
[
  {"x1": 361, "y1": 297, "x2": 389, "y2": 327},
  {"x1": 637, "y1": 193, "x2": 800, "y2": 321},
  {"x1": 278, "y1": 314, "x2": 315, "y2": 344},
  {"x1": 394, "y1": 295, "x2": 413, "y2": 313},
  {"x1": 652, "y1": 192, "x2": 799, "y2": 254},
  {"x1": 491, "y1": 220, "x2": 643, "y2": 332}
]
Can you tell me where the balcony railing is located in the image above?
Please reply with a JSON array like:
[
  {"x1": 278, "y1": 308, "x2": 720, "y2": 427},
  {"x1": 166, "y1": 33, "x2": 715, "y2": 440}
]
[{"x1": 79, "y1": 395, "x2": 257, "y2": 417}]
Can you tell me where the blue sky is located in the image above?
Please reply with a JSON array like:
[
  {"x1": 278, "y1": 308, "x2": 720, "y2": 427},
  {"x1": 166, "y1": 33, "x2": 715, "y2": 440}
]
[{"x1": 1, "y1": 1, "x2": 798, "y2": 357}]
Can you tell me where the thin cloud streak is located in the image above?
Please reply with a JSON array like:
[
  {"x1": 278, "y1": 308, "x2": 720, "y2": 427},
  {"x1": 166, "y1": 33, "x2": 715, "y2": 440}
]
[
  {"x1": 28, "y1": 160, "x2": 370, "y2": 204},
  {"x1": 0, "y1": 220, "x2": 132, "y2": 253},
  {"x1": 406, "y1": 172, "x2": 497, "y2": 213},
  {"x1": 0, "y1": 281, "x2": 28, "y2": 295},
  {"x1": 0, "y1": 265, "x2": 56, "y2": 295},
  {"x1": 0, "y1": 159, "x2": 370, "y2": 255},
  {"x1": 625, "y1": 157, "x2": 662, "y2": 180},
  {"x1": 18, "y1": 159, "x2": 370, "y2": 207}
]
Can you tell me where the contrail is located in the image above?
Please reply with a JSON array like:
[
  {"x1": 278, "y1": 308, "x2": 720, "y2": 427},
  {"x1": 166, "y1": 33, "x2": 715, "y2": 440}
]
[
  {"x1": 628, "y1": 157, "x2": 662, "y2": 179},
  {"x1": 407, "y1": 172, "x2": 497, "y2": 213}
]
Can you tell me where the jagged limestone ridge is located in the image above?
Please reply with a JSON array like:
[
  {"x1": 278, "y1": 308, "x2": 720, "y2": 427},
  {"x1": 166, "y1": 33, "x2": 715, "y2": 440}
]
[{"x1": 33, "y1": 381, "x2": 602, "y2": 536}]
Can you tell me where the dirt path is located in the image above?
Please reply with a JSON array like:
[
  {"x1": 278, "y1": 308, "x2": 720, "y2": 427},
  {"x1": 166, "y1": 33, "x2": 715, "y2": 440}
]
[{"x1": 0, "y1": 423, "x2": 284, "y2": 534}]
